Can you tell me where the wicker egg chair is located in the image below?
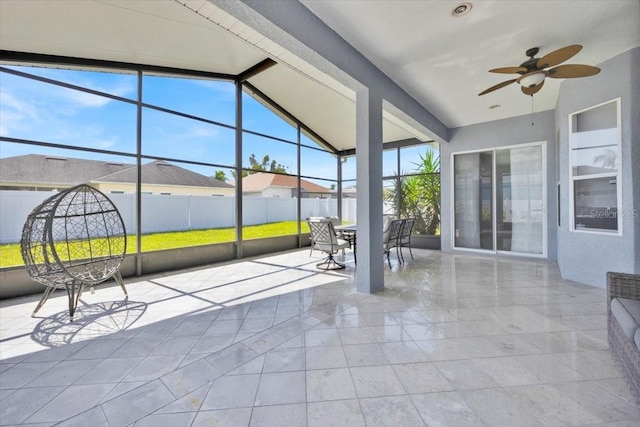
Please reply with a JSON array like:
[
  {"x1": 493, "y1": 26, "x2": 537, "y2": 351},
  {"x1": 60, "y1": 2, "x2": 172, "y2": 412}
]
[{"x1": 20, "y1": 184, "x2": 128, "y2": 320}]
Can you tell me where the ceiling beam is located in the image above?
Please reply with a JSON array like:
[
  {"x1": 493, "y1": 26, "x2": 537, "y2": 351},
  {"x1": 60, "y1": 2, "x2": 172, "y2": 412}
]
[
  {"x1": 237, "y1": 58, "x2": 277, "y2": 82},
  {"x1": 0, "y1": 50, "x2": 236, "y2": 81}
]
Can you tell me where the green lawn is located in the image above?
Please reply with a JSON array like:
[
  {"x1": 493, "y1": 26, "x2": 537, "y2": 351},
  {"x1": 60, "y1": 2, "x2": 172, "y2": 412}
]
[{"x1": 0, "y1": 221, "x2": 310, "y2": 268}]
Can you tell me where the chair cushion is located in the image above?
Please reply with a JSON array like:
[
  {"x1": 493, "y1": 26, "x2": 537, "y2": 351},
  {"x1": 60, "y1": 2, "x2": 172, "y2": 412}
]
[{"x1": 611, "y1": 297, "x2": 640, "y2": 341}]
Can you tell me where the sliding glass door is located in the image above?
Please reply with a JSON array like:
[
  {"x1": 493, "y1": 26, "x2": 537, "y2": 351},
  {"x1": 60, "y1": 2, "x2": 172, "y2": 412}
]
[
  {"x1": 453, "y1": 143, "x2": 545, "y2": 256},
  {"x1": 453, "y1": 152, "x2": 493, "y2": 250}
]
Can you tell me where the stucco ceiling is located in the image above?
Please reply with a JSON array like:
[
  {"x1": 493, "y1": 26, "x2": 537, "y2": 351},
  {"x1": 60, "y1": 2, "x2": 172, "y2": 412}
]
[
  {"x1": 301, "y1": 0, "x2": 640, "y2": 128},
  {"x1": 1, "y1": 0, "x2": 639, "y2": 149}
]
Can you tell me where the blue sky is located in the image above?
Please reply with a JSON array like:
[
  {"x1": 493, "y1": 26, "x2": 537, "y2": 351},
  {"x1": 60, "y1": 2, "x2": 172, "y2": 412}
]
[{"x1": 0, "y1": 64, "x2": 436, "y2": 185}]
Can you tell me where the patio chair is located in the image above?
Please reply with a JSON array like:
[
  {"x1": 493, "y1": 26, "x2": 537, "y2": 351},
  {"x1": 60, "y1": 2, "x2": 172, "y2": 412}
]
[
  {"x1": 398, "y1": 218, "x2": 416, "y2": 262},
  {"x1": 383, "y1": 218, "x2": 404, "y2": 267},
  {"x1": 307, "y1": 216, "x2": 325, "y2": 256},
  {"x1": 307, "y1": 218, "x2": 351, "y2": 269}
]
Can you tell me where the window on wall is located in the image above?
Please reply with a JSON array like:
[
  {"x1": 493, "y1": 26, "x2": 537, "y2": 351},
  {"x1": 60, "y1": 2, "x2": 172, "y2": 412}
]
[{"x1": 569, "y1": 99, "x2": 621, "y2": 234}]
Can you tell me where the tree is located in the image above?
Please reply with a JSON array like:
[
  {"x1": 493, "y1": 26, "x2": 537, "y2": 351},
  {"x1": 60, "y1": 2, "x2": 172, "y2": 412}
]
[
  {"x1": 248, "y1": 153, "x2": 287, "y2": 174},
  {"x1": 213, "y1": 170, "x2": 228, "y2": 182},
  {"x1": 226, "y1": 153, "x2": 289, "y2": 179}
]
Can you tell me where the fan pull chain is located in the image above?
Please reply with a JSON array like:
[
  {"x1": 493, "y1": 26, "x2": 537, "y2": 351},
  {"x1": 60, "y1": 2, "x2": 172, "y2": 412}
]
[{"x1": 531, "y1": 95, "x2": 534, "y2": 126}]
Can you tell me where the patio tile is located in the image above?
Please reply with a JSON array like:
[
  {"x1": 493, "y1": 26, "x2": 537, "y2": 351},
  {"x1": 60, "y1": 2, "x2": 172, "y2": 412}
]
[
  {"x1": 350, "y1": 365, "x2": 405, "y2": 398},
  {"x1": 151, "y1": 335, "x2": 198, "y2": 355},
  {"x1": 26, "y1": 358, "x2": 100, "y2": 387},
  {"x1": 133, "y1": 412, "x2": 197, "y2": 427},
  {"x1": 552, "y1": 381, "x2": 640, "y2": 423},
  {"x1": 305, "y1": 328, "x2": 341, "y2": 346},
  {"x1": 342, "y1": 343, "x2": 388, "y2": 367},
  {"x1": 263, "y1": 347, "x2": 305, "y2": 372},
  {"x1": 101, "y1": 380, "x2": 175, "y2": 427},
  {"x1": 410, "y1": 391, "x2": 485, "y2": 427},
  {"x1": 0, "y1": 385, "x2": 64, "y2": 425},
  {"x1": 124, "y1": 355, "x2": 184, "y2": 381},
  {"x1": 242, "y1": 329, "x2": 288, "y2": 353},
  {"x1": 55, "y1": 405, "x2": 110, "y2": 427},
  {"x1": 200, "y1": 373, "x2": 260, "y2": 410},
  {"x1": 67, "y1": 338, "x2": 128, "y2": 360},
  {"x1": 249, "y1": 403, "x2": 306, "y2": 427},
  {"x1": 513, "y1": 353, "x2": 583, "y2": 382},
  {"x1": 379, "y1": 341, "x2": 429, "y2": 364},
  {"x1": 392, "y1": 362, "x2": 453, "y2": 393},
  {"x1": 460, "y1": 388, "x2": 544, "y2": 427},
  {"x1": 0, "y1": 250, "x2": 632, "y2": 427},
  {"x1": 507, "y1": 384, "x2": 603, "y2": 426},
  {"x1": 306, "y1": 368, "x2": 357, "y2": 401},
  {"x1": 76, "y1": 356, "x2": 143, "y2": 384},
  {"x1": 27, "y1": 383, "x2": 115, "y2": 424},
  {"x1": 155, "y1": 383, "x2": 209, "y2": 413},
  {"x1": 227, "y1": 354, "x2": 266, "y2": 375},
  {"x1": 205, "y1": 343, "x2": 260, "y2": 373},
  {"x1": 191, "y1": 408, "x2": 252, "y2": 427},
  {"x1": 359, "y1": 396, "x2": 426, "y2": 427},
  {"x1": 161, "y1": 358, "x2": 222, "y2": 398},
  {"x1": 305, "y1": 345, "x2": 347, "y2": 370},
  {"x1": 368, "y1": 325, "x2": 413, "y2": 342},
  {"x1": 337, "y1": 327, "x2": 376, "y2": 344},
  {"x1": 190, "y1": 333, "x2": 235, "y2": 354},
  {"x1": 415, "y1": 338, "x2": 471, "y2": 361},
  {"x1": 434, "y1": 359, "x2": 501, "y2": 390},
  {"x1": 170, "y1": 320, "x2": 212, "y2": 337},
  {"x1": 254, "y1": 371, "x2": 306, "y2": 406},
  {"x1": 109, "y1": 338, "x2": 163, "y2": 358},
  {"x1": 307, "y1": 399, "x2": 366, "y2": 427}
]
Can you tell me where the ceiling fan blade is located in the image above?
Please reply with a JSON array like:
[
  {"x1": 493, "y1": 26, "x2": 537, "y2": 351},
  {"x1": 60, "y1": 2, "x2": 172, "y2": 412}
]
[
  {"x1": 478, "y1": 79, "x2": 517, "y2": 96},
  {"x1": 536, "y1": 45, "x2": 582, "y2": 68},
  {"x1": 547, "y1": 64, "x2": 601, "y2": 78},
  {"x1": 489, "y1": 66, "x2": 528, "y2": 74},
  {"x1": 521, "y1": 79, "x2": 545, "y2": 95}
]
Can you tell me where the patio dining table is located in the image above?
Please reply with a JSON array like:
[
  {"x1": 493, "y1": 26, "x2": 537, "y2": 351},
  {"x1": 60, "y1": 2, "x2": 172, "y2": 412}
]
[{"x1": 334, "y1": 224, "x2": 357, "y2": 264}]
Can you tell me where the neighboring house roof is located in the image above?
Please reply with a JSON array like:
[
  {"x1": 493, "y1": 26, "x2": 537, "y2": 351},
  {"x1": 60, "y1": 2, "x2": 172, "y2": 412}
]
[
  {"x1": 0, "y1": 154, "x2": 233, "y2": 189},
  {"x1": 242, "y1": 172, "x2": 330, "y2": 194},
  {"x1": 96, "y1": 161, "x2": 234, "y2": 188}
]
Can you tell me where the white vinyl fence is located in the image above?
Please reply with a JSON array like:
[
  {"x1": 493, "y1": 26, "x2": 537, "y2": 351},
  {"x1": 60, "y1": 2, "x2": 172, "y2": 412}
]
[{"x1": 0, "y1": 191, "x2": 358, "y2": 244}]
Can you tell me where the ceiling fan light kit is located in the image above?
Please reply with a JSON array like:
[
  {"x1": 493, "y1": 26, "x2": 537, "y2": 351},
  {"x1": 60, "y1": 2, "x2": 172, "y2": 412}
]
[
  {"x1": 479, "y1": 44, "x2": 601, "y2": 96},
  {"x1": 517, "y1": 71, "x2": 546, "y2": 88}
]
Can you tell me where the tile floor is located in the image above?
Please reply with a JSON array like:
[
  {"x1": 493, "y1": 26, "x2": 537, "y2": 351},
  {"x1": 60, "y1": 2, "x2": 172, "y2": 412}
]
[{"x1": 1, "y1": 249, "x2": 639, "y2": 426}]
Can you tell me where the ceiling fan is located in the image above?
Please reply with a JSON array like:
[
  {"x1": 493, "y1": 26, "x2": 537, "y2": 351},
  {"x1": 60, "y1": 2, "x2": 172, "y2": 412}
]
[{"x1": 478, "y1": 45, "x2": 601, "y2": 96}]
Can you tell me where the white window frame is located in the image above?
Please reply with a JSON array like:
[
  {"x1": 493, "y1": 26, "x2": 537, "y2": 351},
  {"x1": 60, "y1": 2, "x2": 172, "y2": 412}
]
[
  {"x1": 450, "y1": 141, "x2": 547, "y2": 258},
  {"x1": 568, "y1": 98, "x2": 622, "y2": 236}
]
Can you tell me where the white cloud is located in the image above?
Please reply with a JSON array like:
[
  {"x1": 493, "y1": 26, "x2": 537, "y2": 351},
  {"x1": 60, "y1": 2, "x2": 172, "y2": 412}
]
[{"x1": 0, "y1": 91, "x2": 40, "y2": 135}]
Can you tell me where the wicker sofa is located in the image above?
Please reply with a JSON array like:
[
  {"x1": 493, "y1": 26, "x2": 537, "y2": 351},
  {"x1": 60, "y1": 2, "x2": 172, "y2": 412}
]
[{"x1": 607, "y1": 272, "x2": 640, "y2": 405}]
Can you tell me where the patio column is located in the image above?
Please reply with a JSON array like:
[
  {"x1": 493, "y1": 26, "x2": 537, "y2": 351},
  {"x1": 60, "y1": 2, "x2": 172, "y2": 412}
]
[{"x1": 356, "y1": 88, "x2": 384, "y2": 293}]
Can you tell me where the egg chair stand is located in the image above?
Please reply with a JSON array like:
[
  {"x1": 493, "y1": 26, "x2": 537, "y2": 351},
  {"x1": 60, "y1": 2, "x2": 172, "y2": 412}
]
[{"x1": 21, "y1": 184, "x2": 128, "y2": 321}]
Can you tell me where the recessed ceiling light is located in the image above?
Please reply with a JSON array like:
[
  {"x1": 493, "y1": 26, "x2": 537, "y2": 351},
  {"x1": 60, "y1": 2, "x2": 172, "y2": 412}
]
[
  {"x1": 452, "y1": 2, "x2": 472, "y2": 17},
  {"x1": 489, "y1": 104, "x2": 501, "y2": 110}
]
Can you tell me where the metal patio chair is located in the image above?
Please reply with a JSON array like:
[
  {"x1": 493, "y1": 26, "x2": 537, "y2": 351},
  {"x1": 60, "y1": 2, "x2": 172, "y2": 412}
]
[
  {"x1": 398, "y1": 218, "x2": 416, "y2": 262},
  {"x1": 307, "y1": 218, "x2": 351, "y2": 270},
  {"x1": 383, "y1": 218, "x2": 404, "y2": 267}
]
